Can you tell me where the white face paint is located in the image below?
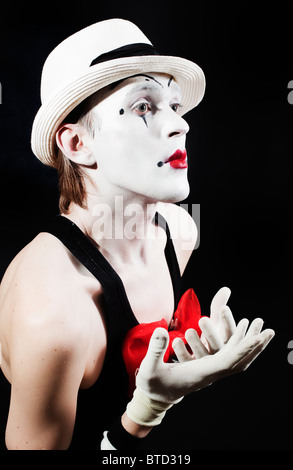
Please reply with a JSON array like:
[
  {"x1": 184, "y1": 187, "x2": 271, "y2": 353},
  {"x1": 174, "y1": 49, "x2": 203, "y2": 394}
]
[{"x1": 89, "y1": 73, "x2": 190, "y2": 203}]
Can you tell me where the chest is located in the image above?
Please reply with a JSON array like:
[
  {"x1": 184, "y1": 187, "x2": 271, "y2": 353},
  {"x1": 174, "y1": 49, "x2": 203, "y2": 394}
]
[
  {"x1": 80, "y1": 245, "x2": 176, "y2": 388},
  {"x1": 116, "y1": 259, "x2": 175, "y2": 325}
]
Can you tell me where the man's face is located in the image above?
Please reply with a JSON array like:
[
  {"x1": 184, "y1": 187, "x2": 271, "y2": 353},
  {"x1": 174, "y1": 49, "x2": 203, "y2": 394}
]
[{"x1": 89, "y1": 73, "x2": 190, "y2": 203}]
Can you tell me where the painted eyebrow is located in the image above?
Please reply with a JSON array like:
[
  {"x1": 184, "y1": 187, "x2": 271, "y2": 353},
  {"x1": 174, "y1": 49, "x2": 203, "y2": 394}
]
[
  {"x1": 125, "y1": 82, "x2": 162, "y2": 97},
  {"x1": 110, "y1": 74, "x2": 163, "y2": 91},
  {"x1": 133, "y1": 74, "x2": 163, "y2": 87},
  {"x1": 125, "y1": 76, "x2": 181, "y2": 97},
  {"x1": 168, "y1": 78, "x2": 181, "y2": 95}
]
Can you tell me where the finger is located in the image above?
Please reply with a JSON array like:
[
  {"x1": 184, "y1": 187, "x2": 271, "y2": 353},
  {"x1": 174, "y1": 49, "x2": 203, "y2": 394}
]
[
  {"x1": 210, "y1": 287, "x2": 231, "y2": 321},
  {"x1": 198, "y1": 317, "x2": 224, "y2": 353},
  {"x1": 219, "y1": 306, "x2": 237, "y2": 343},
  {"x1": 227, "y1": 318, "x2": 249, "y2": 347},
  {"x1": 233, "y1": 328, "x2": 275, "y2": 372},
  {"x1": 224, "y1": 332, "x2": 264, "y2": 370},
  {"x1": 172, "y1": 337, "x2": 193, "y2": 362},
  {"x1": 144, "y1": 327, "x2": 169, "y2": 370},
  {"x1": 245, "y1": 318, "x2": 264, "y2": 337},
  {"x1": 185, "y1": 328, "x2": 209, "y2": 358}
]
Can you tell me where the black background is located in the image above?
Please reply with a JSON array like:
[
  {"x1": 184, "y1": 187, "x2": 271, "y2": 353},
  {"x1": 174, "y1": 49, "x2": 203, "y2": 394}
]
[{"x1": 0, "y1": 0, "x2": 292, "y2": 451}]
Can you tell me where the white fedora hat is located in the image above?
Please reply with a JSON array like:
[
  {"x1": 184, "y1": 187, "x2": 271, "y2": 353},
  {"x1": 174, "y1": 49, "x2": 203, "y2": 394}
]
[{"x1": 31, "y1": 18, "x2": 206, "y2": 168}]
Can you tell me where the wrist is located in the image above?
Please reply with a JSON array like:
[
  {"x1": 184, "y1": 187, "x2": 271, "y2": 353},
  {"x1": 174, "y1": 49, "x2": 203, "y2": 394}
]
[
  {"x1": 121, "y1": 412, "x2": 153, "y2": 438},
  {"x1": 101, "y1": 414, "x2": 152, "y2": 450},
  {"x1": 126, "y1": 387, "x2": 173, "y2": 427}
]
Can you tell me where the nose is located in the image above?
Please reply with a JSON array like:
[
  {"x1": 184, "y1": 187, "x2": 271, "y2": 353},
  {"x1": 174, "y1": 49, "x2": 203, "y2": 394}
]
[{"x1": 162, "y1": 110, "x2": 190, "y2": 139}]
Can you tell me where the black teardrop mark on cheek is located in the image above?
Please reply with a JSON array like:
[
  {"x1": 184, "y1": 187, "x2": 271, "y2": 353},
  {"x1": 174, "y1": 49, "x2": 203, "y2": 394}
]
[
  {"x1": 119, "y1": 108, "x2": 124, "y2": 115},
  {"x1": 157, "y1": 161, "x2": 164, "y2": 167},
  {"x1": 141, "y1": 116, "x2": 148, "y2": 127}
]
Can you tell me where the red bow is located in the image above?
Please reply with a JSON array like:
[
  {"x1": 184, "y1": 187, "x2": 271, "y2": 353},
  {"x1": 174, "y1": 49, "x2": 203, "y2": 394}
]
[{"x1": 122, "y1": 288, "x2": 202, "y2": 397}]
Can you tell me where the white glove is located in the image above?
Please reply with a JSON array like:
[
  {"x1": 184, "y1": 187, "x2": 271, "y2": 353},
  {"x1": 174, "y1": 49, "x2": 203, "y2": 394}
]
[{"x1": 127, "y1": 288, "x2": 274, "y2": 426}]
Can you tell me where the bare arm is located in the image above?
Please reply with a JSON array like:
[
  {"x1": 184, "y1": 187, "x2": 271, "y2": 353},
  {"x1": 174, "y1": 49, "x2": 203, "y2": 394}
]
[{"x1": 6, "y1": 313, "x2": 87, "y2": 450}]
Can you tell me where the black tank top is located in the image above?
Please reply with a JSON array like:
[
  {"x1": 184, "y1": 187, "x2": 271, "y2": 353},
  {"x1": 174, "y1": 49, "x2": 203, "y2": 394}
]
[{"x1": 45, "y1": 213, "x2": 182, "y2": 449}]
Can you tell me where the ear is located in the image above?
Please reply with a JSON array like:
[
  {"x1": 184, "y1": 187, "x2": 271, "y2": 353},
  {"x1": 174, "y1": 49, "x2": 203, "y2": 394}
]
[{"x1": 56, "y1": 123, "x2": 96, "y2": 166}]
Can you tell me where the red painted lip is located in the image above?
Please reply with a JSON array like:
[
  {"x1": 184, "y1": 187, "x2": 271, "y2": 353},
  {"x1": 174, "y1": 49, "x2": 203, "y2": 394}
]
[{"x1": 165, "y1": 149, "x2": 187, "y2": 169}]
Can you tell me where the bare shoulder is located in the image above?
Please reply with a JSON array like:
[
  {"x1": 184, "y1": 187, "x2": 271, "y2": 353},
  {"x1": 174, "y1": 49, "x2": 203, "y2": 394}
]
[
  {"x1": 0, "y1": 232, "x2": 93, "y2": 379},
  {"x1": 0, "y1": 232, "x2": 80, "y2": 316},
  {"x1": 1, "y1": 232, "x2": 73, "y2": 287},
  {"x1": 0, "y1": 230, "x2": 97, "y2": 300},
  {"x1": 156, "y1": 202, "x2": 198, "y2": 274}
]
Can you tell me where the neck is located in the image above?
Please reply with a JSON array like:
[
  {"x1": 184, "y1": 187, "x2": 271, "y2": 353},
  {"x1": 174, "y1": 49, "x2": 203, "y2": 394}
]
[{"x1": 64, "y1": 191, "x2": 160, "y2": 265}]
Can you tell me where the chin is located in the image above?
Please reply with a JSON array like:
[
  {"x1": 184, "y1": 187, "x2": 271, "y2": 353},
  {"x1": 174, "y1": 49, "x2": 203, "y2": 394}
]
[{"x1": 155, "y1": 182, "x2": 190, "y2": 204}]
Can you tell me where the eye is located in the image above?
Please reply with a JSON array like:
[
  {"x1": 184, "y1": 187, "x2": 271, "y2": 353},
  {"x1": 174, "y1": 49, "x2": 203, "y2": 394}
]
[
  {"x1": 170, "y1": 103, "x2": 181, "y2": 113},
  {"x1": 133, "y1": 100, "x2": 151, "y2": 116}
]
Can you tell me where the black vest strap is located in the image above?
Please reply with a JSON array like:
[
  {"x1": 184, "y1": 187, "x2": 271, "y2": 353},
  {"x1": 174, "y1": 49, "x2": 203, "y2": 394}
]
[{"x1": 45, "y1": 213, "x2": 182, "y2": 342}]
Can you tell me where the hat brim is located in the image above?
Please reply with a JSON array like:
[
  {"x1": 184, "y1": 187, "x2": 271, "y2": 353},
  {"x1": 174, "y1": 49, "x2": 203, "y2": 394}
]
[{"x1": 31, "y1": 54, "x2": 206, "y2": 167}]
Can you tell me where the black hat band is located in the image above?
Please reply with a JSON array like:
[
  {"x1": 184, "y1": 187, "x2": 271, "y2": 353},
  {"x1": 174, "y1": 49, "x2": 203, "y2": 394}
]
[{"x1": 90, "y1": 43, "x2": 159, "y2": 67}]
